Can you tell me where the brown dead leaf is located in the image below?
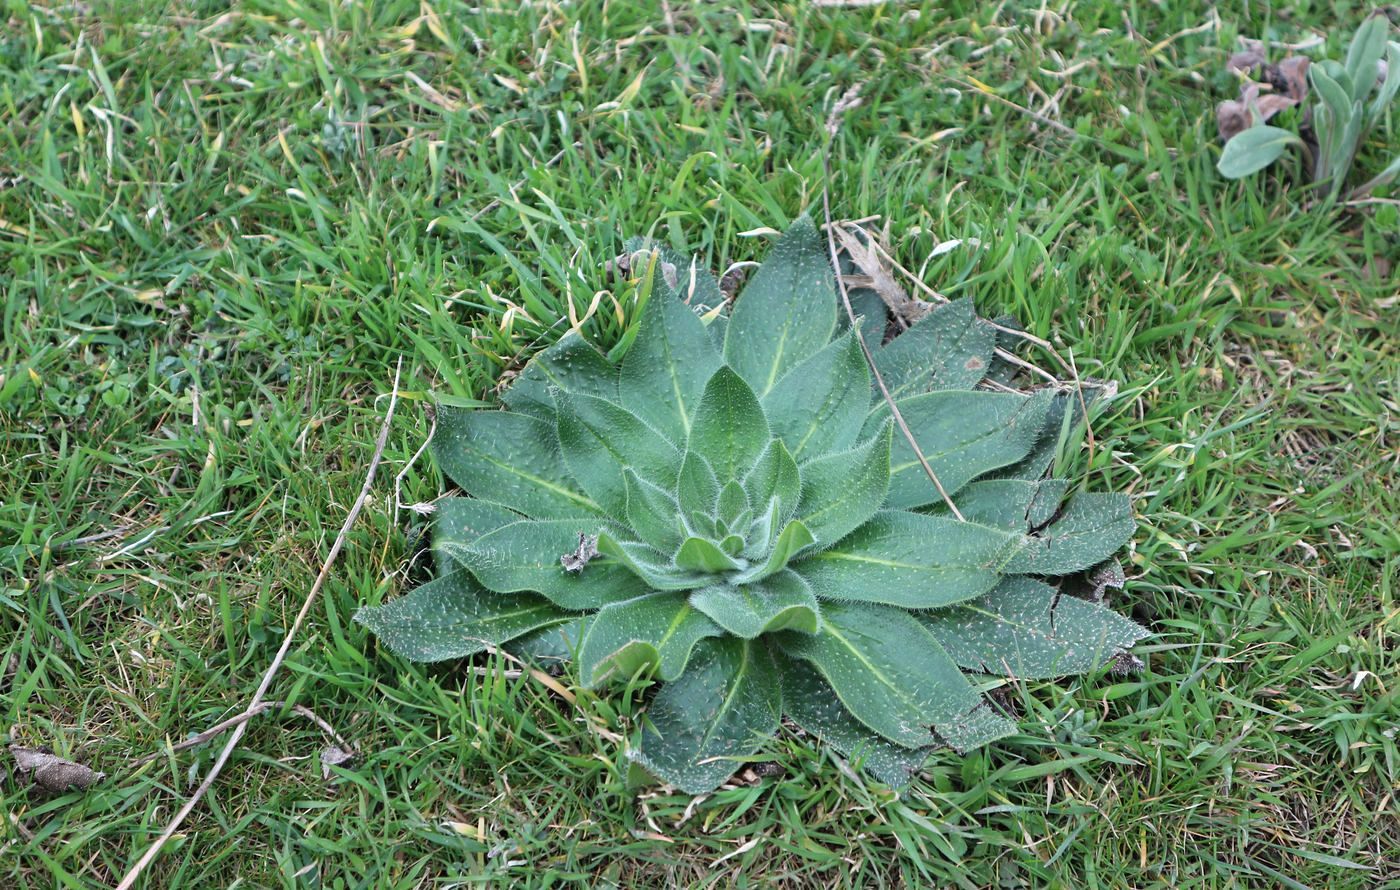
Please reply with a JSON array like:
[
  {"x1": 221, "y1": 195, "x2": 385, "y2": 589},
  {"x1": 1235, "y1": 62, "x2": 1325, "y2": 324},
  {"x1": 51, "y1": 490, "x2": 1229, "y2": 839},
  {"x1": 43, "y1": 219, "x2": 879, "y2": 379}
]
[
  {"x1": 319, "y1": 745, "x2": 356, "y2": 780},
  {"x1": 1217, "y1": 82, "x2": 1300, "y2": 142},
  {"x1": 1270, "y1": 56, "x2": 1311, "y2": 101},
  {"x1": 9, "y1": 746, "x2": 105, "y2": 792},
  {"x1": 1227, "y1": 48, "x2": 1266, "y2": 74},
  {"x1": 832, "y1": 226, "x2": 927, "y2": 326}
]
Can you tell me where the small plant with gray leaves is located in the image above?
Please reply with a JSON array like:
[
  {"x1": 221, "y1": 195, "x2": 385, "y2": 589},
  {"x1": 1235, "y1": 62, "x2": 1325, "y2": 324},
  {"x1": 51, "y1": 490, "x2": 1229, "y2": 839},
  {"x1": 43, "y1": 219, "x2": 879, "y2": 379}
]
[
  {"x1": 357, "y1": 218, "x2": 1148, "y2": 793},
  {"x1": 1218, "y1": 12, "x2": 1400, "y2": 201}
]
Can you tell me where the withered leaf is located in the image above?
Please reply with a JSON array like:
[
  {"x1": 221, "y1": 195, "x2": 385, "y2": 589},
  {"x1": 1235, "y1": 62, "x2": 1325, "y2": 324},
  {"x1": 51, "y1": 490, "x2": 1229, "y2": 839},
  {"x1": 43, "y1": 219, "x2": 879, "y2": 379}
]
[
  {"x1": 320, "y1": 745, "x2": 356, "y2": 780},
  {"x1": 560, "y1": 532, "x2": 599, "y2": 573},
  {"x1": 9, "y1": 746, "x2": 106, "y2": 792}
]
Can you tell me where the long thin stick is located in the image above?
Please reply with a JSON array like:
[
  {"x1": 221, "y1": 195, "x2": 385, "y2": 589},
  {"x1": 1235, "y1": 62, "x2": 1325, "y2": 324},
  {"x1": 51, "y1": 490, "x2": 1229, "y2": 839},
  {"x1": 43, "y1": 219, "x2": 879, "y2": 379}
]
[
  {"x1": 127, "y1": 701, "x2": 352, "y2": 769},
  {"x1": 116, "y1": 360, "x2": 403, "y2": 890},
  {"x1": 818, "y1": 152, "x2": 963, "y2": 520}
]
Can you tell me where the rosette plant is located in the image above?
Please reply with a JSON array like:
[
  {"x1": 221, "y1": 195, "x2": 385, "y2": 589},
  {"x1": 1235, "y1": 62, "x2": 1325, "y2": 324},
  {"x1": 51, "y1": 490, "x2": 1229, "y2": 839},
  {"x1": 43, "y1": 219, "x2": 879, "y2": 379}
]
[{"x1": 358, "y1": 217, "x2": 1148, "y2": 793}]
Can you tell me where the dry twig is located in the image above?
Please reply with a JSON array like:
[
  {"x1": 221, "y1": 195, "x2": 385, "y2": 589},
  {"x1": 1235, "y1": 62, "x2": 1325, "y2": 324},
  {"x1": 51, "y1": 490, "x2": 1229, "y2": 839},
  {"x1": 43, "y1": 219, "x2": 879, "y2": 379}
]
[{"x1": 116, "y1": 360, "x2": 403, "y2": 890}]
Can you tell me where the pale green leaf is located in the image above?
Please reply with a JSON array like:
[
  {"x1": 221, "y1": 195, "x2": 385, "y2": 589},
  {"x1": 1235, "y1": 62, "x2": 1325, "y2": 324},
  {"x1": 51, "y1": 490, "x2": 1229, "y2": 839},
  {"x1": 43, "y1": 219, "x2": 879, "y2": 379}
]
[
  {"x1": 433, "y1": 408, "x2": 602, "y2": 520},
  {"x1": 1217, "y1": 125, "x2": 1300, "y2": 178},
  {"x1": 723, "y1": 216, "x2": 838, "y2": 397},
  {"x1": 595, "y1": 532, "x2": 710, "y2": 591},
  {"x1": 742, "y1": 440, "x2": 801, "y2": 523},
  {"x1": 1345, "y1": 13, "x2": 1389, "y2": 98},
  {"x1": 675, "y1": 536, "x2": 745, "y2": 573},
  {"x1": 624, "y1": 470, "x2": 684, "y2": 553},
  {"x1": 501, "y1": 332, "x2": 617, "y2": 421},
  {"x1": 796, "y1": 510, "x2": 1010, "y2": 608},
  {"x1": 778, "y1": 601, "x2": 1016, "y2": 751},
  {"x1": 431, "y1": 498, "x2": 522, "y2": 574},
  {"x1": 577, "y1": 592, "x2": 722, "y2": 686},
  {"x1": 616, "y1": 282, "x2": 723, "y2": 441},
  {"x1": 630, "y1": 638, "x2": 783, "y2": 794},
  {"x1": 690, "y1": 570, "x2": 821, "y2": 638},
  {"x1": 795, "y1": 423, "x2": 892, "y2": 548},
  {"x1": 920, "y1": 577, "x2": 1149, "y2": 678},
  {"x1": 735, "y1": 519, "x2": 815, "y2": 583},
  {"x1": 556, "y1": 393, "x2": 681, "y2": 518},
  {"x1": 688, "y1": 366, "x2": 770, "y2": 484},
  {"x1": 1002, "y1": 493, "x2": 1136, "y2": 575},
  {"x1": 874, "y1": 298, "x2": 995, "y2": 396},
  {"x1": 443, "y1": 519, "x2": 646, "y2": 609},
  {"x1": 355, "y1": 570, "x2": 569, "y2": 663},
  {"x1": 875, "y1": 389, "x2": 1053, "y2": 508},
  {"x1": 763, "y1": 330, "x2": 871, "y2": 459},
  {"x1": 780, "y1": 661, "x2": 930, "y2": 787}
]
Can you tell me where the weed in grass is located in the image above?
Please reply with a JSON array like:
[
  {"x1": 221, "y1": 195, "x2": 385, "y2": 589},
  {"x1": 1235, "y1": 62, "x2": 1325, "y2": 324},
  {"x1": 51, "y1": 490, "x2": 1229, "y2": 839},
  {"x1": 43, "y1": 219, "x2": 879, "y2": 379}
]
[{"x1": 1, "y1": 1, "x2": 1397, "y2": 887}]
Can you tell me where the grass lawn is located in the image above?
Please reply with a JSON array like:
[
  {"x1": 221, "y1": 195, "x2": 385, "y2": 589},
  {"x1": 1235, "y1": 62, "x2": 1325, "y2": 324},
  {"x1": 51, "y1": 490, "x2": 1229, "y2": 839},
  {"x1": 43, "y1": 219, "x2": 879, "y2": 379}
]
[{"x1": 2, "y1": 0, "x2": 1397, "y2": 886}]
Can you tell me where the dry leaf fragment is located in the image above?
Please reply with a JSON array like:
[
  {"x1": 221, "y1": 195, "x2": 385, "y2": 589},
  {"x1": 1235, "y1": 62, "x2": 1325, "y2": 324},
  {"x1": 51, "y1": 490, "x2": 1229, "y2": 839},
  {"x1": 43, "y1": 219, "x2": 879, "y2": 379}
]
[
  {"x1": 9, "y1": 746, "x2": 106, "y2": 792},
  {"x1": 319, "y1": 745, "x2": 356, "y2": 780},
  {"x1": 560, "y1": 533, "x2": 599, "y2": 573}
]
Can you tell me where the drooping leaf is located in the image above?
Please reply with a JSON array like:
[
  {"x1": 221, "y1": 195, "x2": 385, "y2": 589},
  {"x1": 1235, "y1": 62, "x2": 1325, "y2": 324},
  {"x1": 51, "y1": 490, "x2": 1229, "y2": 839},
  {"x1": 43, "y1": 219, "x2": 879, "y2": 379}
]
[
  {"x1": 874, "y1": 389, "x2": 1052, "y2": 508},
  {"x1": 556, "y1": 393, "x2": 681, "y2": 518},
  {"x1": 690, "y1": 571, "x2": 821, "y2": 638},
  {"x1": 616, "y1": 276, "x2": 723, "y2": 441},
  {"x1": 778, "y1": 601, "x2": 1016, "y2": 752},
  {"x1": 796, "y1": 510, "x2": 1010, "y2": 608},
  {"x1": 631, "y1": 638, "x2": 783, "y2": 794},
  {"x1": 780, "y1": 660, "x2": 931, "y2": 787},
  {"x1": 795, "y1": 423, "x2": 892, "y2": 548},
  {"x1": 1217, "y1": 124, "x2": 1300, "y2": 178},
  {"x1": 874, "y1": 298, "x2": 996, "y2": 396},
  {"x1": 763, "y1": 330, "x2": 871, "y2": 459},
  {"x1": 355, "y1": 570, "x2": 569, "y2": 663},
  {"x1": 688, "y1": 366, "x2": 771, "y2": 483},
  {"x1": 443, "y1": 519, "x2": 646, "y2": 609},
  {"x1": 1002, "y1": 493, "x2": 1136, "y2": 576},
  {"x1": 577, "y1": 592, "x2": 722, "y2": 686},
  {"x1": 921, "y1": 577, "x2": 1149, "y2": 678},
  {"x1": 723, "y1": 216, "x2": 838, "y2": 397},
  {"x1": 433, "y1": 407, "x2": 602, "y2": 520},
  {"x1": 501, "y1": 332, "x2": 618, "y2": 421}
]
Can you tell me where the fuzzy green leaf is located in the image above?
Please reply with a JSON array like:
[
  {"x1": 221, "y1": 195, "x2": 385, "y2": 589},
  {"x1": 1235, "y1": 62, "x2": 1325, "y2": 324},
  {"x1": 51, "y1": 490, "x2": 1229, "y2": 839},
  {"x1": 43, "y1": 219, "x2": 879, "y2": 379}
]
[
  {"x1": 1002, "y1": 493, "x2": 1136, "y2": 575},
  {"x1": 443, "y1": 520, "x2": 646, "y2": 609},
  {"x1": 624, "y1": 470, "x2": 684, "y2": 552},
  {"x1": 434, "y1": 408, "x2": 602, "y2": 520},
  {"x1": 934, "y1": 478, "x2": 1068, "y2": 531},
  {"x1": 780, "y1": 660, "x2": 931, "y2": 787},
  {"x1": 1345, "y1": 13, "x2": 1389, "y2": 98},
  {"x1": 778, "y1": 601, "x2": 1016, "y2": 752},
  {"x1": 717, "y1": 480, "x2": 749, "y2": 528},
  {"x1": 743, "y1": 440, "x2": 801, "y2": 523},
  {"x1": 507, "y1": 617, "x2": 588, "y2": 669},
  {"x1": 874, "y1": 298, "x2": 995, "y2": 396},
  {"x1": 691, "y1": 570, "x2": 821, "y2": 638},
  {"x1": 501, "y1": 332, "x2": 617, "y2": 421},
  {"x1": 557, "y1": 393, "x2": 681, "y2": 519},
  {"x1": 431, "y1": 498, "x2": 522, "y2": 574},
  {"x1": 577, "y1": 592, "x2": 722, "y2": 686},
  {"x1": 676, "y1": 450, "x2": 720, "y2": 521},
  {"x1": 1217, "y1": 125, "x2": 1300, "y2": 178},
  {"x1": 616, "y1": 281, "x2": 723, "y2": 442},
  {"x1": 688, "y1": 366, "x2": 770, "y2": 483},
  {"x1": 676, "y1": 537, "x2": 745, "y2": 573},
  {"x1": 723, "y1": 216, "x2": 838, "y2": 397},
  {"x1": 921, "y1": 577, "x2": 1149, "y2": 678},
  {"x1": 795, "y1": 423, "x2": 892, "y2": 547},
  {"x1": 796, "y1": 511, "x2": 1009, "y2": 608},
  {"x1": 595, "y1": 533, "x2": 710, "y2": 591},
  {"x1": 631, "y1": 638, "x2": 783, "y2": 794},
  {"x1": 355, "y1": 570, "x2": 569, "y2": 663},
  {"x1": 736, "y1": 519, "x2": 816, "y2": 583},
  {"x1": 875, "y1": 389, "x2": 1053, "y2": 508},
  {"x1": 763, "y1": 330, "x2": 871, "y2": 459}
]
